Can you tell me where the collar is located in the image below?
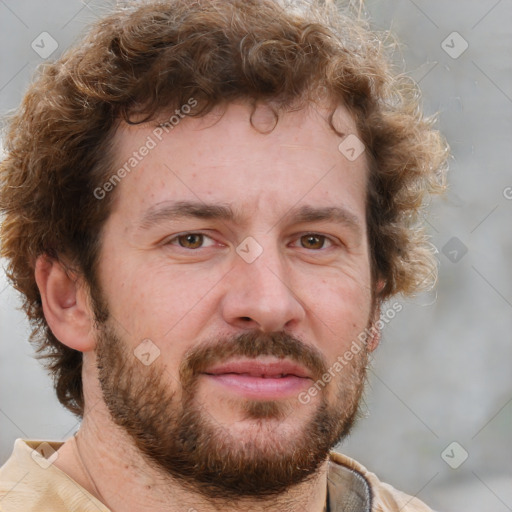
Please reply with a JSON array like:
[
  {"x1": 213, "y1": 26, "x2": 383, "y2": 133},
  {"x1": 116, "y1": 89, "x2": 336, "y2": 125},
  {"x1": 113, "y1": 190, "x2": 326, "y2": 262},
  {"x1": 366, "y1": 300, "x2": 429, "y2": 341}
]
[
  {"x1": 326, "y1": 451, "x2": 372, "y2": 511},
  {"x1": 5, "y1": 440, "x2": 372, "y2": 511}
]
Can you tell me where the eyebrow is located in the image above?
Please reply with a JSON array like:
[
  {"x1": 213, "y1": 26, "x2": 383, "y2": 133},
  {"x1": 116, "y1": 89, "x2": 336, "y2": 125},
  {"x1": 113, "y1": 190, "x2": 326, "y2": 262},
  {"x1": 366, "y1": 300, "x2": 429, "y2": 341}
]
[
  {"x1": 137, "y1": 201, "x2": 239, "y2": 231},
  {"x1": 137, "y1": 200, "x2": 362, "y2": 236},
  {"x1": 287, "y1": 205, "x2": 362, "y2": 236}
]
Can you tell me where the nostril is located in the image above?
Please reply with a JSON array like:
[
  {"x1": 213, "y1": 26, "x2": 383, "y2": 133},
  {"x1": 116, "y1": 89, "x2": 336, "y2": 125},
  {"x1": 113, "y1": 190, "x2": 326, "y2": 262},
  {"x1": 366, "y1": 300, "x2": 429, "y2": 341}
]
[{"x1": 240, "y1": 317, "x2": 252, "y2": 322}]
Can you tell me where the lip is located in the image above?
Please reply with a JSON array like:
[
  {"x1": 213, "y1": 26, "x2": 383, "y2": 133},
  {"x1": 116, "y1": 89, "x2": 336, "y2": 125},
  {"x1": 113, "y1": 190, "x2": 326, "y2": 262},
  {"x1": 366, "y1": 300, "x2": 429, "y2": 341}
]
[
  {"x1": 204, "y1": 358, "x2": 312, "y2": 379},
  {"x1": 201, "y1": 358, "x2": 312, "y2": 400}
]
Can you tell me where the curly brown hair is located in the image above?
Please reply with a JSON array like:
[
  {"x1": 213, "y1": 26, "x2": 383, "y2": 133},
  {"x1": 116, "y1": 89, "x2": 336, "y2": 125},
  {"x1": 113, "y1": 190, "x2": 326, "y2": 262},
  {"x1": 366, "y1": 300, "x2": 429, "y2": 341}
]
[{"x1": 0, "y1": 0, "x2": 448, "y2": 417}]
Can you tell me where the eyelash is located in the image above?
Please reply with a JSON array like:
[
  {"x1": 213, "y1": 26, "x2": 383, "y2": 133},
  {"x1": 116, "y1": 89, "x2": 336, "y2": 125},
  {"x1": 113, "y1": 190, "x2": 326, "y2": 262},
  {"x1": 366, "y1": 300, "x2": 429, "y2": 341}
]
[
  {"x1": 165, "y1": 232, "x2": 218, "y2": 250},
  {"x1": 164, "y1": 232, "x2": 337, "y2": 250}
]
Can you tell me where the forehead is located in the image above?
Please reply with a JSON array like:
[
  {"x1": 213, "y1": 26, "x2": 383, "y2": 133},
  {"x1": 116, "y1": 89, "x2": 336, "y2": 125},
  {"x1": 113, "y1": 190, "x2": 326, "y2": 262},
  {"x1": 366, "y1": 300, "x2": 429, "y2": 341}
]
[{"x1": 107, "y1": 101, "x2": 368, "y2": 226}]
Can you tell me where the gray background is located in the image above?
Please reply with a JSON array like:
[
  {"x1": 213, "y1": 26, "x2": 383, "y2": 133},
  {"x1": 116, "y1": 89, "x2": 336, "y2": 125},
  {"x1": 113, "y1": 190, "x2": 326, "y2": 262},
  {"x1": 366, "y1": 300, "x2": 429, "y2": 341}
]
[{"x1": 0, "y1": 1, "x2": 511, "y2": 511}]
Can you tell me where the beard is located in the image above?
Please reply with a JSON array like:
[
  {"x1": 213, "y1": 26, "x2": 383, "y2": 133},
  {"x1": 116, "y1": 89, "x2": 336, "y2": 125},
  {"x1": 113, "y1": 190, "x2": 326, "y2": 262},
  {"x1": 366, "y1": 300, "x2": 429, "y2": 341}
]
[{"x1": 95, "y1": 324, "x2": 369, "y2": 501}]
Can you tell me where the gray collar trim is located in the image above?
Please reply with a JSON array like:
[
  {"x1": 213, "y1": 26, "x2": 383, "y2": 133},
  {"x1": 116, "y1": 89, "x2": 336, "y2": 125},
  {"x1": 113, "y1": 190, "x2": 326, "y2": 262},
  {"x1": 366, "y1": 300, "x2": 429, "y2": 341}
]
[{"x1": 326, "y1": 458, "x2": 372, "y2": 511}]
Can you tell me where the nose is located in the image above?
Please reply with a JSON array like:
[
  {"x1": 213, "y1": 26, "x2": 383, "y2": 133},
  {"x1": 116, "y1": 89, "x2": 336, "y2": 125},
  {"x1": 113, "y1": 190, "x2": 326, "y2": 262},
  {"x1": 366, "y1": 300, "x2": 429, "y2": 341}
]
[{"x1": 220, "y1": 244, "x2": 306, "y2": 333}]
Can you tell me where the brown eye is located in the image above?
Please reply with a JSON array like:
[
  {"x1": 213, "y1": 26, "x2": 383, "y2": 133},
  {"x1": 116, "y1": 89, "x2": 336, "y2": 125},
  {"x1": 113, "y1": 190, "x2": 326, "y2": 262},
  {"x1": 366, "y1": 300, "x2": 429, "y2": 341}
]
[
  {"x1": 300, "y1": 234, "x2": 326, "y2": 250},
  {"x1": 177, "y1": 233, "x2": 204, "y2": 249}
]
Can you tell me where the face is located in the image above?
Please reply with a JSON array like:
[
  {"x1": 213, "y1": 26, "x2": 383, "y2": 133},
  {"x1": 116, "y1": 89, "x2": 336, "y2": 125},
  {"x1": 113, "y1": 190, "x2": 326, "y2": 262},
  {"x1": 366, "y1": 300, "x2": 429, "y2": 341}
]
[{"x1": 91, "y1": 101, "x2": 376, "y2": 499}]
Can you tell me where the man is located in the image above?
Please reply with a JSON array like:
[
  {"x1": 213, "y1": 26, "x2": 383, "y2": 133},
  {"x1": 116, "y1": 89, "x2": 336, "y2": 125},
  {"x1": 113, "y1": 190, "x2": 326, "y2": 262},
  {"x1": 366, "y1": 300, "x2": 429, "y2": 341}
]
[{"x1": 0, "y1": 0, "x2": 448, "y2": 510}]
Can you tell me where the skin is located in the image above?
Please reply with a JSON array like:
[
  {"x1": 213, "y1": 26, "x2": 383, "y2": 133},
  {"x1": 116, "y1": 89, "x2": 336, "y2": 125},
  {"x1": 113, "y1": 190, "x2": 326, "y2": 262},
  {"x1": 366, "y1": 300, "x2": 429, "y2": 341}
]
[{"x1": 35, "y1": 100, "x2": 381, "y2": 512}]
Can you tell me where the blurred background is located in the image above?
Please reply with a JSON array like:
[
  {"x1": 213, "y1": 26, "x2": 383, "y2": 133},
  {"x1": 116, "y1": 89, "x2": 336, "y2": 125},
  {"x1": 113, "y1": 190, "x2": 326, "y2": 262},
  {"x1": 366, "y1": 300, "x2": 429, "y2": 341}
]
[{"x1": 0, "y1": 1, "x2": 511, "y2": 511}]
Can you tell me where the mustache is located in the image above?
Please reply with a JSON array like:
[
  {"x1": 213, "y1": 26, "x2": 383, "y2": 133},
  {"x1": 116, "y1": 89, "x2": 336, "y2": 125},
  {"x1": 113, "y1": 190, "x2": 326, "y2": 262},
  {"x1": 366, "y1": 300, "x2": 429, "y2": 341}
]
[{"x1": 179, "y1": 330, "x2": 328, "y2": 384}]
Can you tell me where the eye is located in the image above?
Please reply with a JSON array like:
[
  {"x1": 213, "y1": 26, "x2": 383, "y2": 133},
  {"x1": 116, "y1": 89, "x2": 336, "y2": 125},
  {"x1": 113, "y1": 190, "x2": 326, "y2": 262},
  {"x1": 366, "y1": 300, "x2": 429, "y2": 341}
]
[
  {"x1": 167, "y1": 233, "x2": 216, "y2": 249},
  {"x1": 297, "y1": 234, "x2": 333, "y2": 250}
]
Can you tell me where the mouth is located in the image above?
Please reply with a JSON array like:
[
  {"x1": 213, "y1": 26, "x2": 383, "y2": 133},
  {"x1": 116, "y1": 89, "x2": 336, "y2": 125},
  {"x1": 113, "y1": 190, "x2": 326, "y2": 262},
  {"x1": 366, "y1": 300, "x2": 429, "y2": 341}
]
[{"x1": 201, "y1": 358, "x2": 313, "y2": 400}]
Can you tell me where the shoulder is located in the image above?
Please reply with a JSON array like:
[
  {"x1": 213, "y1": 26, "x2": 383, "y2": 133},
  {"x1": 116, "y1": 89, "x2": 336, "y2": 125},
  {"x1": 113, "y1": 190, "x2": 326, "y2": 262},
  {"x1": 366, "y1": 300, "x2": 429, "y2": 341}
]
[
  {"x1": 328, "y1": 451, "x2": 435, "y2": 512},
  {"x1": 0, "y1": 438, "x2": 109, "y2": 512}
]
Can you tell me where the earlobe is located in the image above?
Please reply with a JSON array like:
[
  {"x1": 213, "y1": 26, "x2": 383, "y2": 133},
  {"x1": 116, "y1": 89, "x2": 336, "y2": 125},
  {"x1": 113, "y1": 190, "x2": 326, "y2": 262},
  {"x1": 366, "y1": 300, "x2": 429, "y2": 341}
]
[
  {"x1": 34, "y1": 255, "x2": 96, "y2": 352},
  {"x1": 366, "y1": 319, "x2": 381, "y2": 352},
  {"x1": 367, "y1": 303, "x2": 383, "y2": 354},
  {"x1": 366, "y1": 279, "x2": 386, "y2": 352}
]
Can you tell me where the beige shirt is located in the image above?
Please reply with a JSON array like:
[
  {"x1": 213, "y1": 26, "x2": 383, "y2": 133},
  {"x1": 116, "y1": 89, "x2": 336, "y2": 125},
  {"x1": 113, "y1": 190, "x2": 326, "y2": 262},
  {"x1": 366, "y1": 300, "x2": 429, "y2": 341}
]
[{"x1": 0, "y1": 439, "x2": 433, "y2": 511}]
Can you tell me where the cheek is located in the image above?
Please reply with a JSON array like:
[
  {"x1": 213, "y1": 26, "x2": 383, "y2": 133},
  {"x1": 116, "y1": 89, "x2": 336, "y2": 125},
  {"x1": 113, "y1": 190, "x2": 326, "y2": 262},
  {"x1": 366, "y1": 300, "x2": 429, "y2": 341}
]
[
  {"x1": 300, "y1": 273, "x2": 373, "y2": 356},
  {"x1": 101, "y1": 258, "x2": 225, "y2": 342}
]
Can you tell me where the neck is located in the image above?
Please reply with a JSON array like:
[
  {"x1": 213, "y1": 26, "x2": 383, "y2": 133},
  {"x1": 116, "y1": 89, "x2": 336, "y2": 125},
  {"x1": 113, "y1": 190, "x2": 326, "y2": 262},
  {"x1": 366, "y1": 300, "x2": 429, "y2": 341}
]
[{"x1": 54, "y1": 400, "x2": 329, "y2": 512}]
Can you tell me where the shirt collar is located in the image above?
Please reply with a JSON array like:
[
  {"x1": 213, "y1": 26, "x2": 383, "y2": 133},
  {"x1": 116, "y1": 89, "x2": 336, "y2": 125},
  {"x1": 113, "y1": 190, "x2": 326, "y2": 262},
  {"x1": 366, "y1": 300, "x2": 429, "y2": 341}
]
[
  {"x1": 326, "y1": 454, "x2": 372, "y2": 511},
  {"x1": 10, "y1": 440, "x2": 372, "y2": 511}
]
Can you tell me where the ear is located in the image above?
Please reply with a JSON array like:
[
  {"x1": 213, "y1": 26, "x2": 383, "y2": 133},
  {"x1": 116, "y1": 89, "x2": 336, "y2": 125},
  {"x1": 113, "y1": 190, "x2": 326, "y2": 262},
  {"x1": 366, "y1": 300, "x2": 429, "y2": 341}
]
[
  {"x1": 367, "y1": 279, "x2": 386, "y2": 352},
  {"x1": 34, "y1": 255, "x2": 96, "y2": 352},
  {"x1": 366, "y1": 305, "x2": 381, "y2": 352}
]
